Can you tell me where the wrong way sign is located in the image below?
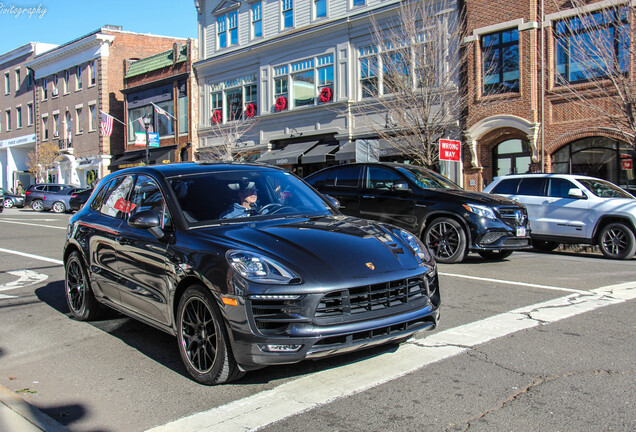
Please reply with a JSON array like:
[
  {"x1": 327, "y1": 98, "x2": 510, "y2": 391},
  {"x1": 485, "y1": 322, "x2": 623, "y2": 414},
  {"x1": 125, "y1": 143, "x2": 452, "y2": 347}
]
[{"x1": 439, "y1": 139, "x2": 461, "y2": 161}]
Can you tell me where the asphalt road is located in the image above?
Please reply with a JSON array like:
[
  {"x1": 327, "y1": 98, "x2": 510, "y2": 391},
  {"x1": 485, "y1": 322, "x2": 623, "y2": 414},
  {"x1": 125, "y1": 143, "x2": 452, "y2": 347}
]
[{"x1": 0, "y1": 207, "x2": 634, "y2": 432}]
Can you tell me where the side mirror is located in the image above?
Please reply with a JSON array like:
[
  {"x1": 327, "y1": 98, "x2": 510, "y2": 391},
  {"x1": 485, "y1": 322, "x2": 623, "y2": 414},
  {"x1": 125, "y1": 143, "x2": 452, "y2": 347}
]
[
  {"x1": 128, "y1": 209, "x2": 160, "y2": 229},
  {"x1": 324, "y1": 195, "x2": 340, "y2": 209},
  {"x1": 392, "y1": 181, "x2": 410, "y2": 191},
  {"x1": 568, "y1": 188, "x2": 586, "y2": 199}
]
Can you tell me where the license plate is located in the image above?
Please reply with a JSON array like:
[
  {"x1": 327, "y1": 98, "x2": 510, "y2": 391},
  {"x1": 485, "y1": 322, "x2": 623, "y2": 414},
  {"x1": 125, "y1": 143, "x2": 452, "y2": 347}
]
[{"x1": 516, "y1": 227, "x2": 526, "y2": 237}]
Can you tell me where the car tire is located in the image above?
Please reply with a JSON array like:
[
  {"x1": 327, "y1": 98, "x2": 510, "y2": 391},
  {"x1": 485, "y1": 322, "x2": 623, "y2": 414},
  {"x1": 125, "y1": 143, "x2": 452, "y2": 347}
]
[
  {"x1": 532, "y1": 240, "x2": 560, "y2": 252},
  {"x1": 598, "y1": 223, "x2": 636, "y2": 260},
  {"x1": 176, "y1": 285, "x2": 243, "y2": 385},
  {"x1": 423, "y1": 217, "x2": 467, "y2": 264},
  {"x1": 477, "y1": 250, "x2": 513, "y2": 261},
  {"x1": 31, "y1": 199, "x2": 44, "y2": 212},
  {"x1": 52, "y1": 201, "x2": 66, "y2": 213},
  {"x1": 3, "y1": 198, "x2": 13, "y2": 208},
  {"x1": 65, "y1": 251, "x2": 104, "y2": 321}
]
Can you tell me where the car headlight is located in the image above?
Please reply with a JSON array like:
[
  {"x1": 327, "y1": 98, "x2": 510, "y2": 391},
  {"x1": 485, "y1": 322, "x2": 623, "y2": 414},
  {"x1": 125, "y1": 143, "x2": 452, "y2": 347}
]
[
  {"x1": 397, "y1": 229, "x2": 432, "y2": 263},
  {"x1": 463, "y1": 203, "x2": 497, "y2": 220},
  {"x1": 226, "y1": 250, "x2": 301, "y2": 285}
]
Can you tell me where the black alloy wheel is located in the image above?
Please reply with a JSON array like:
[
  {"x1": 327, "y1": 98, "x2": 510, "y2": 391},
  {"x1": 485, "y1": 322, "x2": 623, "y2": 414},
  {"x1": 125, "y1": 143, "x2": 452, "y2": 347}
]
[
  {"x1": 176, "y1": 285, "x2": 242, "y2": 385},
  {"x1": 477, "y1": 250, "x2": 514, "y2": 261},
  {"x1": 532, "y1": 240, "x2": 560, "y2": 252},
  {"x1": 65, "y1": 251, "x2": 103, "y2": 320},
  {"x1": 424, "y1": 217, "x2": 467, "y2": 263},
  {"x1": 598, "y1": 223, "x2": 636, "y2": 260}
]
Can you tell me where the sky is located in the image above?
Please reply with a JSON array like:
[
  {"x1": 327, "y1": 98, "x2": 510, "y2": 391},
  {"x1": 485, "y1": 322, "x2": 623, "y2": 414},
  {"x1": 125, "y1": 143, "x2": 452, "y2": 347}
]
[{"x1": 0, "y1": 0, "x2": 198, "y2": 56}]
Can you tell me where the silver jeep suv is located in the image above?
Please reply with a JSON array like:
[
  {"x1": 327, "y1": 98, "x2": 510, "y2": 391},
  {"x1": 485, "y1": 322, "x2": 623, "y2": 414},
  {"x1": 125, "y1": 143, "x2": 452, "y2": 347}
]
[{"x1": 484, "y1": 174, "x2": 636, "y2": 260}]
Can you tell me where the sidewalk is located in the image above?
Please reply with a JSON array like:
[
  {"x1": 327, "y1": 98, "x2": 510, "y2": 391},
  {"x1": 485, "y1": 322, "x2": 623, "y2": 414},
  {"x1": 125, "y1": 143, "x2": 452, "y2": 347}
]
[{"x1": 0, "y1": 385, "x2": 70, "y2": 432}]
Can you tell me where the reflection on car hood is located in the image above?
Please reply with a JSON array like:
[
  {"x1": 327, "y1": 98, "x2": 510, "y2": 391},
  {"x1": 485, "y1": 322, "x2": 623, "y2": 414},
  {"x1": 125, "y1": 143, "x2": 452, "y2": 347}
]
[
  {"x1": 431, "y1": 188, "x2": 522, "y2": 206},
  {"x1": 194, "y1": 215, "x2": 427, "y2": 284}
]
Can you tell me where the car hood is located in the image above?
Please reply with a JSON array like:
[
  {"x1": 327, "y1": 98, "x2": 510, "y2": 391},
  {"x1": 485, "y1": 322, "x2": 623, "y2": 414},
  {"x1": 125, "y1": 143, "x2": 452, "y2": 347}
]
[
  {"x1": 193, "y1": 215, "x2": 429, "y2": 286},
  {"x1": 429, "y1": 188, "x2": 523, "y2": 207},
  {"x1": 592, "y1": 197, "x2": 636, "y2": 215}
]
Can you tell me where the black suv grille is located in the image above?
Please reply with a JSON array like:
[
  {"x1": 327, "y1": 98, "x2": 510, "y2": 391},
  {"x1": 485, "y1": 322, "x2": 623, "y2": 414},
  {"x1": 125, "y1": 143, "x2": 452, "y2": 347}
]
[
  {"x1": 316, "y1": 276, "x2": 429, "y2": 317},
  {"x1": 497, "y1": 206, "x2": 528, "y2": 228}
]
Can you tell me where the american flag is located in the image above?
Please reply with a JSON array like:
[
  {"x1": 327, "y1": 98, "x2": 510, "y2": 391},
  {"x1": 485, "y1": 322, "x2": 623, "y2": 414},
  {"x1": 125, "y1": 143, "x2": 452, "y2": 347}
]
[
  {"x1": 100, "y1": 111, "x2": 113, "y2": 136},
  {"x1": 137, "y1": 117, "x2": 153, "y2": 133},
  {"x1": 152, "y1": 102, "x2": 174, "y2": 121}
]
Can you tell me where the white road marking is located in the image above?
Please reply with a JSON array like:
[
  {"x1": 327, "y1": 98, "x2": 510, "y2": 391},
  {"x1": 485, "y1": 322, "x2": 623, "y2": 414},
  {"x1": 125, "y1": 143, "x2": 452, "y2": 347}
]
[
  {"x1": 0, "y1": 293, "x2": 17, "y2": 299},
  {"x1": 439, "y1": 272, "x2": 587, "y2": 293},
  {"x1": 148, "y1": 281, "x2": 636, "y2": 432},
  {"x1": 0, "y1": 270, "x2": 49, "y2": 293},
  {"x1": 0, "y1": 219, "x2": 66, "y2": 230},
  {"x1": 0, "y1": 248, "x2": 63, "y2": 265}
]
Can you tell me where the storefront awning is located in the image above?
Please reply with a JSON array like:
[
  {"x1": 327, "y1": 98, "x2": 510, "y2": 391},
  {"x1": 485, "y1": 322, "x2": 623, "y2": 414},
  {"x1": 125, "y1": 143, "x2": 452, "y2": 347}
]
[
  {"x1": 109, "y1": 146, "x2": 176, "y2": 171},
  {"x1": 302, "y1": 143, "x2": 339, "y2": 164},
  {"x1": 257, "y1": 141, "x2": 319, "y2": 165},
  {"x1": 335, "y1": 139, "x2": 403, "y2": 162},
  {"x1": 335, "y1": 141, "x2": 356, "y2": 161}
]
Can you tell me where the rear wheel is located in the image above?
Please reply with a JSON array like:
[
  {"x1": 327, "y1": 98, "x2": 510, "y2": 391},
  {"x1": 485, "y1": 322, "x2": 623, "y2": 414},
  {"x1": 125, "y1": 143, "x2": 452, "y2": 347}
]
[
  {"x1": 533, "y1": 240, "x2": 559, "y2": 252},
  {"x1": 65, "y1": 251, "x2": 104, "y2": 320},
  {"x1": 598, "y1": 223, "x2": 636, "y2": 260},
  {"x1": 52, "y1": 201, "x2": 66, "y2": 213},
  {"x1": 176, "y1": 285, "x2": 243, "y2": 385},
  {"x1": 423, "y1": 217, "x2": 467, "y2": 263},
  {"x1": 3, "y1": 198, "x2": 14, "y2": 208},
  {"x1": 31, "y1": 199, "x2": 44, "y2": 212},
  {"x1": 478, "y1": 250, "x2": 513, "y2": 261}
]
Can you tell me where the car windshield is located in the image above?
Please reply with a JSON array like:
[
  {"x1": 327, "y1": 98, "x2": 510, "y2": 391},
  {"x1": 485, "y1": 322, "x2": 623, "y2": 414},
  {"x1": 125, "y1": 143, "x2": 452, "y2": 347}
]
[
  {"x1": 577, "y1": 178, "x2": 635, "y2": 199},
  {"x1": 397, "y1": 165, "x2": 459, "y2": 189},
  {"x1": 169, "y1": 169, "x2": 334, "y2": 225}
]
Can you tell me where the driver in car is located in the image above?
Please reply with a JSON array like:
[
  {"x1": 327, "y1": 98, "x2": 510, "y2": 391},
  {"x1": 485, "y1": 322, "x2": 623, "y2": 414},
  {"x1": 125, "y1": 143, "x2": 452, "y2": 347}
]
[{"x1": 220, "y1": 186, "x2": 263, "y2": 218}]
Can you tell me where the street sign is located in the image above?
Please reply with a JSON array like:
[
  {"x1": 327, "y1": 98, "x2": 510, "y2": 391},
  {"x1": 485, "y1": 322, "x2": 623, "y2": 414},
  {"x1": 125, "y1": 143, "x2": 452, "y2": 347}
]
[
  {"x1": 621, "y1": 157, "x2": 632, "y2": 170},
  {"x1": 148, "y1": 133, "x2": 160, "y2": 148},
  {"x1": 134, "y1": 132, "x2": 160, "y2": 147},
  {"x1": 439, "y1": 139, "x2": 461, "y2": 161}
]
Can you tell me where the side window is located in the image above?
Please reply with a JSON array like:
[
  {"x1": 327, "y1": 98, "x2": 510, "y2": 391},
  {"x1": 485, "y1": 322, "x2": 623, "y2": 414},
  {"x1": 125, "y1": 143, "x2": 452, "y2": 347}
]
[
  {"x1": 517, "y1": 178, "x2": 546, "y2": 196},
  {"x1": 326, "y1": 165, "x2": 361, "y2": 188},
  {"x1": 367, "y1": 167, "x2": 403, "y2": 190},
  {"x1": 548, "y1": 178, "x2": 577, "y2": 198},
  {"x1": 491, "y1": 178, "x2": 521, "y2": 194},
  {"x1": 129, "y1": 175, "x2": 172, "y2": 229},
  {"x1": 99, "y1": 175, "x2": 135, "y2": 218},
  {"x1": 307, "y1": 170, "x2": 329, "y2": 187},
  {"x1": 90, "y1": 179, "x2": 114, "y2": 211}
]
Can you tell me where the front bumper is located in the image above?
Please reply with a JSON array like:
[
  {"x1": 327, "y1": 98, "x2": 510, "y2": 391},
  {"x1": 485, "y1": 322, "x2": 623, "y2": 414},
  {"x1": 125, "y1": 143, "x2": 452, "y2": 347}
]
[
  {"x1": 223, "y1": 269, "x2": 441, "y2": 368},
  {"x1": 466, "y1": 212, "x2": 532, "y2": 251}
]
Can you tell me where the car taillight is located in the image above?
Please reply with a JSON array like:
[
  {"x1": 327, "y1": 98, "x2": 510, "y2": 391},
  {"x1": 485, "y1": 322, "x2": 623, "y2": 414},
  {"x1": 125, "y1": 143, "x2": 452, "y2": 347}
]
[
  {"x1": 71, "y1": 194, "x2": 78, "y2": 198},
  {"x1": 25, "y1": 191, "x2": 31, "y2": 195},
  {"x1": 42, "y1": 196, "x2": 46, "y2": 200}
]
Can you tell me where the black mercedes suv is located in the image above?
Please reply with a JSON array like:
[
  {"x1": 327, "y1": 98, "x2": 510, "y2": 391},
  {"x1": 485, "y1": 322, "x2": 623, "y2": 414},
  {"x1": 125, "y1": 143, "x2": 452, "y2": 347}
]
[{"x1": 305, "y1": 163, "x2": 531, "y2": 263}]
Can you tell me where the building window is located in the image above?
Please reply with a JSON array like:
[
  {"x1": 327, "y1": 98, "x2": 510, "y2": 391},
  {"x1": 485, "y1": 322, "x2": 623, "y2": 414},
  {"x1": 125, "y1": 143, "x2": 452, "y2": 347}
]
[
  {"x1": 76, "y1": 107, "x2": 83, "y2": 134},
  {"x1": 178, "y1": 92, "x2": 188, "y2": 134},
  {"x1": 27, "y1": 103, "x2": 33, "y2": 126},
  {"x1": 555, "y1": 8, "x2": 629, "y2": 84},
  {"x1": 314, "y1": 0, "x2": 326, "y2": 19},
  {"x1": 252, "y1": 2, "x2": 263, "y2": 38},
  {"x1": 209, "y1": 74, "x2": 258, "y2": 124},
  {"x1": 274, "y1": 55, "x2": 334, "y2": 109},
  {"x1": 26, "y1": 69, "x2": 33, "y2": 88},
  {"x1": 352, "y1": 0, "x2": 365, "y2": 6},
  {"x1": 481, "y1": 28, "x2": 519, "y2": 94},
  {"x1": 493, "y1": 139, "x2": 532, "y2": 176},
  {"x1": 89, "y1": 61, "x2": 96, "y2": 86},
  {"x1": 15, "y1": 69, "x2": 21, "y2": 90},
  {"x1": 42, "y1": 115, "x2": 48, "y2": 140},
  {"x1": 53, "y1": 114, "x2": 59, "y2": 137},
  {"x1": 76, "y1": 65, "x2": 83, "y2": 90},
  {"x1": 64, "y1": 69, "x2": 70, "y2": 93},
  {"x1": 218, "y1": 12, "x2": 238, "y2": 49},
  {"x1": 229, "y1": 11, "x2": 238, "y2": 45},
  {"x1": 89, "y1": 104, "x2": 96, "y2": 131},
  {"x1": 282, "y1": 0, "x2": 293, "y2": 29},
  {"x1": 5, "y1": 110, "x2": 11, "y2": 131},
  {"x1": 53, "y1": 74, "x2": 59, "y2": 97},
  {"x1": 4, "y1": 72, "x2": 9, "y2": 94},
  {"x1": 217, "y1": 16, "x2": 227, "y2": 48},
  {"x1": 42, "y1": 77, "x2": 47, "y2": 100},
  {"x1": 16, "y1": 107, "x2": 22, "y2": 129},
  {"x1": 155, "y1": 100, "x2": 175, "y2": 136},
  {"x1": 65, "y1": 111, "x2": 71, "y2": 140}
]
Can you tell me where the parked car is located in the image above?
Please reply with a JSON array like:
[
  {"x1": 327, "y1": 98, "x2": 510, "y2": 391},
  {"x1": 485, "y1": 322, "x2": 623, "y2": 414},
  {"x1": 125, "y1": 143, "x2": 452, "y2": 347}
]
[
  {"x1": 0, "y1": 189, "x2": 3, "y2": 213},
  {"x1": 305, "y1": 162, "x2": 531, "y2": 263},
  {"x1": 484, "y1": 173, "x2": 636, "y2": 260},
  {"x1": 24, "y1": 183, "x2": 78, "y2": 212},
  {"x1": 69, "y1": 188, "x2": 93, "y2": 212},
  {"x1": 64, "y1": 163, "x2": 441, "y2": 385},
  {"x1": 0, "y1": 187, "x2": 25, "y2": 208}
]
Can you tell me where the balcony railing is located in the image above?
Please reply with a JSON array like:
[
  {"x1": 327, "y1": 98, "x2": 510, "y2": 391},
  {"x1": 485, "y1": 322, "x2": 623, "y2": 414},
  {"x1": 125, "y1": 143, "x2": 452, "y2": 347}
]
[{"x1": 57, "y1": 138, "x2": 73, "y2": 151}]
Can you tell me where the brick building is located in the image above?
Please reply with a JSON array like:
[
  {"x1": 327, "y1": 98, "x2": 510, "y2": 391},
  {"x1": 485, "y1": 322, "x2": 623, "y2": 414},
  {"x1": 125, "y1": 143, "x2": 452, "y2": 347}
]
[
  {"x1": 463, "y1": 0, "x2": 636, "y2": 192},
  {"x1": 26, "y1": 26, "x2": 187, "y2": 187},
  {"x1": 113, "y1": 39, "x2": 198, "y2": 171}
]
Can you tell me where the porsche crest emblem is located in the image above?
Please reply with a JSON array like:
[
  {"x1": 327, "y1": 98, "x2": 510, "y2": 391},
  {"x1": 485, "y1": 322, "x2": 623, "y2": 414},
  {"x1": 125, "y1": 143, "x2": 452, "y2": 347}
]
[{"x1": 366, "y1": 262, "x2": 375, "y2": 270}]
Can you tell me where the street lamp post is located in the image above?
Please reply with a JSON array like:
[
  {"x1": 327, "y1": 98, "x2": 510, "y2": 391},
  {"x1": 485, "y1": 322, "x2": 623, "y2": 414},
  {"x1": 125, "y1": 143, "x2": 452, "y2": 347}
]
[{"x1": 143, "y1": 113, "x2": 152, "y2": 165}]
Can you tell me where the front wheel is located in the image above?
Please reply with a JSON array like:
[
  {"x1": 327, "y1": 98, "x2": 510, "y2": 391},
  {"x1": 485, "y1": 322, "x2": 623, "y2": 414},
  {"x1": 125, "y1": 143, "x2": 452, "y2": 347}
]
[
  {"x1": 423, "y1": 217, "x2": 467, "y2": 263},
  {"x1": 598, "y1": 223, "x2": 636, "y2": 260},
  {"x1": 176, "y1": 285, "x2": 243, "y2": 385},
  {"x1": 31, "y1": 199, "x2": 44, "y2": 212},
  {"x1": 65, "y1": 251, "x2": 104, "y2": 320},
  {"x1": 478, "y1": 250, "x2": 513, "y2": 261},
  {"x1": 3, "y1": 198, "x2": 14, "y2": 208}
]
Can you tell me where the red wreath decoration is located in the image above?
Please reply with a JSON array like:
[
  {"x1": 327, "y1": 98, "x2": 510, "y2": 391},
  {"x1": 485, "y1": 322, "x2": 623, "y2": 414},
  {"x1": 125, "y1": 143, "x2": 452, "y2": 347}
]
[
  {"x1": 212, "y1": 110, "x2": 222, "y2": 124},
  {"x1": 319, "y1": 87, "x2": 332, "y2": 103},
  {"x1": 245, "y1": 103, "x2": 256, "y2": 118},
  {"x1": 275, "y1": 96, "x2": 288, "y2": 111}
]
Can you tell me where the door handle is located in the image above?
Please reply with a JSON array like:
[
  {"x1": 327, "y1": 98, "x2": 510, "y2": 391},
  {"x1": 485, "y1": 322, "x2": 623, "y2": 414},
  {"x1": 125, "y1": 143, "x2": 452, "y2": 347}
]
[{"x1": 116, "y1": 236, "x2": 131, "y2": 246}]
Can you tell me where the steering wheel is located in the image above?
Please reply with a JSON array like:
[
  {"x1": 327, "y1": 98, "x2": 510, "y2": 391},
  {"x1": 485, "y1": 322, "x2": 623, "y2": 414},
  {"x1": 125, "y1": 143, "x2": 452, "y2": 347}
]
[{"x1": 258, "y1": 203, "x2": 294, "y2": 214}]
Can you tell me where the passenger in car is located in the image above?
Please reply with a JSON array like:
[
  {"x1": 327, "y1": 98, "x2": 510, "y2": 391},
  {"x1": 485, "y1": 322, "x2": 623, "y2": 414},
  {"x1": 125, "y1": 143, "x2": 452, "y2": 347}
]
[{"x1": 220, "y1": 186, "x2": 259, "y2": 218}]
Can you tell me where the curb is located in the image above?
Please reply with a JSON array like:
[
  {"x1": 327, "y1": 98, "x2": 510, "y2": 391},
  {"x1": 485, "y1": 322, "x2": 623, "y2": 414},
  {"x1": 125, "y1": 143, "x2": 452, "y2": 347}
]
[{"x1": 0, "y1": 385, "x2": 70, "y2": 432}]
